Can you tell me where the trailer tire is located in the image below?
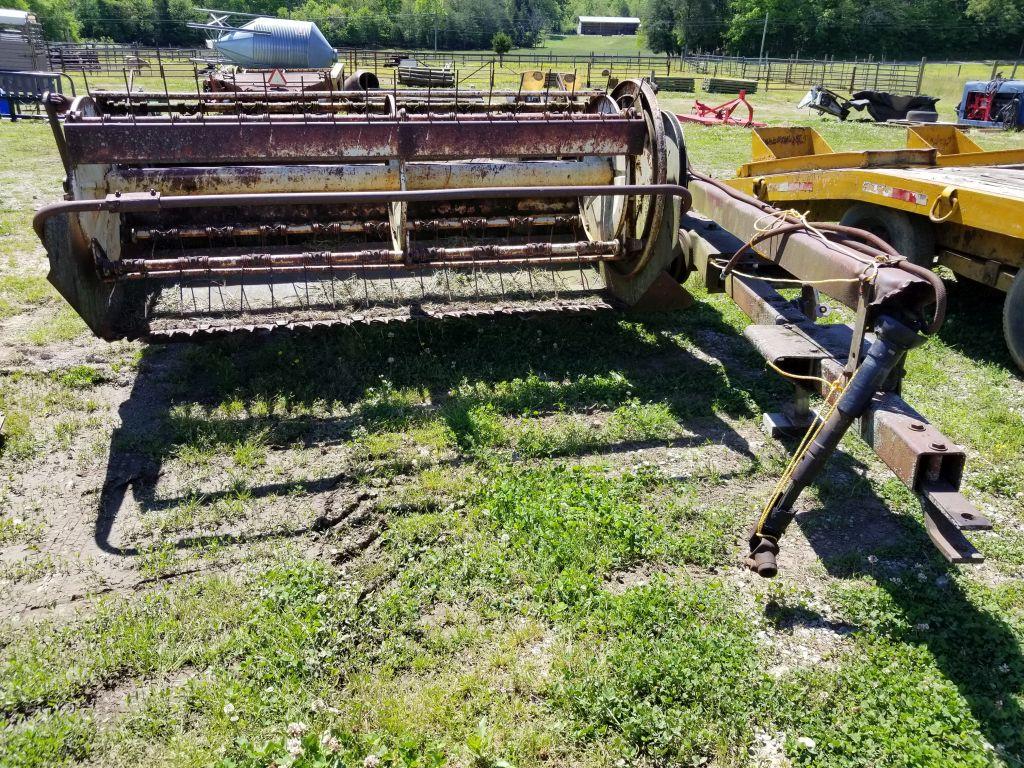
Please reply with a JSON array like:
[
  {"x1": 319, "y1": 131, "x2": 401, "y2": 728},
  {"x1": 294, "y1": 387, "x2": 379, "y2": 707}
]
[
  {"x1": 906, "y1": 109, "x2": 939, "y2": 123},
  {"x1": 839, "y1": 203, "x2": 936, "y2": 267},
  {"x1": 1004, "y1": 269, "x2": 1024, "y2": 372}
]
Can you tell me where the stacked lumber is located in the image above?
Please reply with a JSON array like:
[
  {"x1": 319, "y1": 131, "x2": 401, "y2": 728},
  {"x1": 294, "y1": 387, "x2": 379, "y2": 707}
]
[
  {"x1": 702, "y1": 77, "x2": 758, "y2": 94},
  {"x1": 397, "y1": 63, "x2": 455, "y2": 87},
  {"x1": 654, "y1": 76, "x2": 695, "y2": 92}
]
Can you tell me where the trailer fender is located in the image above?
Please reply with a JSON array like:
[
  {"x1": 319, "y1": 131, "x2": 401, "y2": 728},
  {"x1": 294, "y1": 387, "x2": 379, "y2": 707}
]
[{"x1": 1004, "y1": 269, "x2": 1024, "y2": 372}]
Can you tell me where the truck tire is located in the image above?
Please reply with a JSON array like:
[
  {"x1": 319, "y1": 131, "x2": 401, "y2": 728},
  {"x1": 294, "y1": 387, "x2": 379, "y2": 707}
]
[
  {"x1": 1004, "y1": 269, "x2": 1024, "y2": 372},
  {"x1": 906, "y1": 109, "x2": 939, "y2": 123},
  {"x1": 839, "y1": 203, "x2": 936, "y2": 267}
]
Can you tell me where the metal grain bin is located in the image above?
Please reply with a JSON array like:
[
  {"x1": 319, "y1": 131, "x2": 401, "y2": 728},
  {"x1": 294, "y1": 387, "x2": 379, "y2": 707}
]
[{"x1": 214, "y1": 18, "x2": 336, "y2": 69}]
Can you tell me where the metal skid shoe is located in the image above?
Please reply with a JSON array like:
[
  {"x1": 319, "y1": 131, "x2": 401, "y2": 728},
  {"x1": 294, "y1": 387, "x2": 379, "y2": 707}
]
[{"x1": 745, "y1": 317, "x2": 924, "y2": 577}]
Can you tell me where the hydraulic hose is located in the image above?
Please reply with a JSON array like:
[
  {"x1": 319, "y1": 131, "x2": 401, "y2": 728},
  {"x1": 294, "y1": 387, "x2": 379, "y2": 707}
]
[{"x1": 894, "y1": 259, "x2": 947, "y2": 335}]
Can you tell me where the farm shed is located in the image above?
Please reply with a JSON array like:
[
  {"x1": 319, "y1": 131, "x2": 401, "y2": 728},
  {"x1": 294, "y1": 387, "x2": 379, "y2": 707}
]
[
  {"x1": 0, "y1": 8, "x2": 46, "y2": 70},
  {"x1": 575, "y1": 15, "x2": 641, "y2": 35}
]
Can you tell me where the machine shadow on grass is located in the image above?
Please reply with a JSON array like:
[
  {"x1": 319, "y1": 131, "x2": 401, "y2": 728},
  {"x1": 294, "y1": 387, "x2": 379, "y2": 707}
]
[
  {"x1": 782, "y1": 454, "x2": 1024, "y2": 762},
  {"x1": 95, "y1": 299, "x2": 786, "y2": 559},
  {"x1": 92, "y1": 291, "x2": 1024, "y2": 758},
  {"x1": 939, "y1": 280, "x2": 1020, "y2": 373}
]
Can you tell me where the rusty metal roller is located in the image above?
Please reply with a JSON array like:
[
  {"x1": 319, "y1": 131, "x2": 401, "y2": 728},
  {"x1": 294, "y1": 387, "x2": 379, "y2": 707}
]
[{"x1": 35, "y1": 78, "x2": 690, "y2": 341}]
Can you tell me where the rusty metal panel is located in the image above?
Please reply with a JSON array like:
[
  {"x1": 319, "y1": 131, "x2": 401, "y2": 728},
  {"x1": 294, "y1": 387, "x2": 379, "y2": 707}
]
[
  {"x1": 66, "y1": 121, "x2": 399, "y2": 164},
  {"x1": 923, "y1": 481, "x2": 991, "y2": 530},
  {"x1": 64, "y1": 120, "x2": 646, "y2": 165},
  {"x1": 858, "y1": 392, "x2": 966, "y2": 491}
]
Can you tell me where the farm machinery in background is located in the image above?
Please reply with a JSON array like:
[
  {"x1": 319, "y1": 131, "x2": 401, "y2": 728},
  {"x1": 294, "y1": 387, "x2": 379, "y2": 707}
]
[
  {"x1": 34, "y1": 69, "x2": 992, "y2": 577},
  {"x1": 799, "y1": 85, "x2": 940, "y2": 123},
  {"x1": 957, "y1": 77, "x2": 1024, "y2": 129},
  {"x1": 676, "y1": 90, "x2": 765, "y2": 128},
  {"x1": 186, "y1": 9, "x2": 355, "y2": 94}
]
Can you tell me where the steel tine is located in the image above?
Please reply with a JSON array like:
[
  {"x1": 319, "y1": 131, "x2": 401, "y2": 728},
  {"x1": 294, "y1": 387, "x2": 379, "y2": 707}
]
[
  {"x1": 302, "y1": 74, "x2": 310, "y2": 124},
  {"x1": 327, "y1": 74, "x2": 337, "y2": 124},
  {"x1": 329, "y1": 251, "x2": 338, "y2": 312},
  {"x1": 259, "y1": 227, "x2": 275, "y2": 309},
  {"x1": 574, "y1": 216, "x2": 590, "y2": 291},
  {"x1": 361, "y1": 250, "x2": 371, "y2": 308},
  {"x1": 176, "y1": 234, "x2": 186, "y2": 316},
  {"x1": 193, "y1": 64, "x2": 206, "y2": 124},
  {"x1": 205, "y1": 227, "x2": 214, "y2": 311},
  {"x1": 156, "y1": 48, "x2": 173, "y2": 124},
  {"x1": 262, "y1": 71, "x2": 270, "y2": 122},
  {"x1": 239, "y1": 262, "x2": 247, "y2": 314},
  {"x1": 122, "y1": 69, "x2": 135, "y2": 124}
]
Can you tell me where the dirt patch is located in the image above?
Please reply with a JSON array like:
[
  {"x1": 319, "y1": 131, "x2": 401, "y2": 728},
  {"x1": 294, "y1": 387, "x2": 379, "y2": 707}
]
[
  {"x1": 749, "y1": 728, "x2": 791, "y2": 768},
  {"x1": 90, "y1": 668, "x2": 196, "y2": 725},
  {"x1": 603, "y1": 562, "x2": 670, "y2": 594}
]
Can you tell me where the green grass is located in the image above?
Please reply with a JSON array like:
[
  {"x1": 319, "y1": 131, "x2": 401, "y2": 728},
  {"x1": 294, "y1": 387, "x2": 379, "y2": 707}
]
[
  {"x1": 511, "y1": 33, "x2": 652, "y2": 56},
  {"x1": 1, "y1": 67, "x2": 1024, "y2": 768},
  {"x1": 22, "y1": 305, "x2": 88, "y2": 345}
]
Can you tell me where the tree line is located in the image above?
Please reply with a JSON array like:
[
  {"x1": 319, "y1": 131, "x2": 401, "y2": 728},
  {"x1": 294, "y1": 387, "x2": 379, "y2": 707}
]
[
  {"x1": 11, "y1": 0, "x2": 1024, "y2": 57},
  {"x1": 644, "y1": 0, "x2": 1024, "y2": 59}
]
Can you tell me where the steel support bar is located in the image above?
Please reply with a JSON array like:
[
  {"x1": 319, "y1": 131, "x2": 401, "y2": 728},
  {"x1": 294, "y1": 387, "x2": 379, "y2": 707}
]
[
  {"x1": 62, "y1": 119, "x2": 647, "y2": 165},
  {"x1": 687, "y1": 177, "x2": 927, "y2": 313},
  {"x1": 69, "y1": 112, "x2": 618, "y2": 124},
  {"x1": 109, "y1": 240, "x2": 620, "y2": 279},
  {"x1": 34, "y1": 184, "x2": 693, "y2": 241},
  {"x1": 126, "y1": 102, "x2": 589, "y2": 116},
  {"x1": 90, "y1": 89, "x2": 595, "y2": 101},
  {"x1": 132, "y1": 214, "x2": 583, "y2": 242},
  {"x1": 107, "y1": 158, "x2": 616, "y2": 197},
  {"x1": 114, "y1": 253, "x2": 618, "y2": 281}
]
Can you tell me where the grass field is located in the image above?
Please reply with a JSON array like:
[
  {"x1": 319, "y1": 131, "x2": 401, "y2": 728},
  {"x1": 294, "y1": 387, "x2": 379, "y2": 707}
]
[
  {"x1": 513, "y1": 34, "x2": 652, "y2": 56},
  {"x1": 1, "y1": 79, "x2": 1024, "y2": 768}
]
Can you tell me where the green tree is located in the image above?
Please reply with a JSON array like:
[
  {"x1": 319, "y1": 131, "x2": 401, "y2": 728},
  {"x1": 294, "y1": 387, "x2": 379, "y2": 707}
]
[
  {"x1": 676, "y1": 0, "x2": 725, "y2": 51},
  {"x1": 641, "y1": 0, "x2": 680, "y2": 54},
  {"x1": 492, "y1": 29, "x2": 512, "y2": 55},
  {"x1": 11, "y1": 0, "x2": 81, "y2": 40}
]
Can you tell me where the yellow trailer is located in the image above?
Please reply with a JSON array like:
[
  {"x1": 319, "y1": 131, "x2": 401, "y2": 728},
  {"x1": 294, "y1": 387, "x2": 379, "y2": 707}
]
[{"x1": 726, "y1": 125, "x2": 1024, "y2": 370}]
